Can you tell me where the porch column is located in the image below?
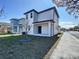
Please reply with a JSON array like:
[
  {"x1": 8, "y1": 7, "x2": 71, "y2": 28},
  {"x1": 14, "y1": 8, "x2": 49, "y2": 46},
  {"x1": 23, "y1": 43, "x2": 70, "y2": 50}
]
[
  {"x1": 11, "y1": 25, "x2": 13, "y2": 33},
  {"x1": 48, "y1": 22, "x2": 52, "y2": 36},
  {"x1": 17, "y1": 26, "x2": 19, "y2": 34}
]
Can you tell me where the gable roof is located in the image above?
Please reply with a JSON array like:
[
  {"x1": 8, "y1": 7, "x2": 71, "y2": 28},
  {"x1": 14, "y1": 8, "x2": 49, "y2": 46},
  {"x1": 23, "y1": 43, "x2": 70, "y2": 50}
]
[
  {"x1": 24, "y1": 7, "x2": 59, "y2": 18},
  {"x1": 10, "y1": 18, "x2": 19, "y2": 21},
  {"x1": 24, "y1": 9, "x2": 38, "y2": 15},
  {"x1": 0, "y1": 22, "x2": 10, "y2": 26},
  {"x1": 38, "y1": 7, "x2": 59, "y2": 18},
  {"x1": 10, "y1": 18, "x2": 25, "y2": 21},
  {"x1": 38, "y1": 7, "x2": 54, "y2": 13},
  {"x1": 53, "y1": 7, "x2": 59, "y2": 18}
]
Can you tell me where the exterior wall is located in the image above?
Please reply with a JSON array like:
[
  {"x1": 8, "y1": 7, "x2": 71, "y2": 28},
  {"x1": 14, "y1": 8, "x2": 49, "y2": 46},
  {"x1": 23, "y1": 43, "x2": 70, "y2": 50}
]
[
  {"x1": 48, "y1": 22, "x2": 52, "y2": 36},
  {"x1": 33, "y1": 22, "x2": 55, "y2": 37},
  {"x1": 19, "y1": 18, "x2": 26, "y2": 32},
  {"x1": 34, "y1": 23, "x2": 49, "y2": 35},
  {"x1": 11, "y1": 25, "x2": 19, "y2": 33},
  {"x1": 33, "y1": 12, "x2": 38, "y2": 22},
  {"x1": 53, "y1": 10, "x2": 59, "y2": 35},
  {"x1": 38, "y1": 9, "x2": 54, "y2": 21},
  {"x1": 51, "y1": 23, "x2": 54, "y2": 36},
  {"x1": 0, "y1": 25, "x2": 10, "y2": 33},
  {"x1": 24, "y1": 9, "x2": 59, "y2": 37},
  {"x1": 33, "y1": 24, "x2": 38, "y2": 34},
  {"x1": 10, "y1": 19, "x2": 19, "y2": 33},
  {"x1": 54, "y1": 23, "x2": 58, "y2": 35},
  {"x1": 42, "y1": 23, "x2": 49, "y2": 35},
  {"x1": 53, "y1": 10, "x2": 59, "y2": 25},
  {"x1": 26, "y1": 12, "x2": 34, "y2": 35},
  {"x1": 51, "y1": 22, "x2": 59, "y2": 36},
  {"x1": 48, "y1": 22, "x2": 59, "y2": 36},
  {"x1": 14, "y1": 7, "x2": 60, "y2": 37},
  {"x1": 0, "y1": 23, "x2": 10, "y2": 33},
  {"x1": 10, "y1": 18, "x2": 26, "y2": 34}
]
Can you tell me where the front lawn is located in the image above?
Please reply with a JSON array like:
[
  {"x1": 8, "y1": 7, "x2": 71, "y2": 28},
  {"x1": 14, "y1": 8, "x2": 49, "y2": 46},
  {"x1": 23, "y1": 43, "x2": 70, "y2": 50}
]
[{"x1": 0, "y1": 34, "x2": 59, "y2": 59}]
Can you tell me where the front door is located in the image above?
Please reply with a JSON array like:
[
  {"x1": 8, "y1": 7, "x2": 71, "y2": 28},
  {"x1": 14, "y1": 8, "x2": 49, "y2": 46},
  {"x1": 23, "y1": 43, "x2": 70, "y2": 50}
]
[{"x1": 38, "y1": 26, "x2": 42, "y2": 34}]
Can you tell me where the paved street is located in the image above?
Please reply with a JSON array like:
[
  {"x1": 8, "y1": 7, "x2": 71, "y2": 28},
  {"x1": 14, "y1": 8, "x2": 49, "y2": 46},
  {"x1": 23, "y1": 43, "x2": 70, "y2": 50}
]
[
  {"x1": 50, "y1": 31, "x2": 79, "y2": 59},
  {"x1": 70, "y1": 31, "x2": 79, "y2": 39}
]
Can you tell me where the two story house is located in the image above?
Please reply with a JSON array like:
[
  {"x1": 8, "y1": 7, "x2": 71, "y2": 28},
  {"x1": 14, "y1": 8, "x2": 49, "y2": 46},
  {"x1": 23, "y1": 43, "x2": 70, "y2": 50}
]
[
  {"x1": 10, "y1": 7, "x2": 59, "y2": 37},
  {"x1": 10, "y1": 18, "x2": 26, "y2": 34}
]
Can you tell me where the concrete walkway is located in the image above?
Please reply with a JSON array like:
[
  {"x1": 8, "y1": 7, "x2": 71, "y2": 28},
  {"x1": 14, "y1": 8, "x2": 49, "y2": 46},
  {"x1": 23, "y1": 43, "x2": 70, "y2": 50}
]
[
  {"x1": 0, "y1": 34, "x2": 21, "y2": 37},
  {"x1": 50, "y1": 32, "x2": 79, "y2": 59}
]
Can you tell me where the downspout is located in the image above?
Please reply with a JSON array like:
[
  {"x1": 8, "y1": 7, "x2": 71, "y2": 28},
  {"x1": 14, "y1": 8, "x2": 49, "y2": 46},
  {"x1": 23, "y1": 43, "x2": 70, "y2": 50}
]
[{"x1": 53, "y1": 10, "x2": 54, "y2": 36}]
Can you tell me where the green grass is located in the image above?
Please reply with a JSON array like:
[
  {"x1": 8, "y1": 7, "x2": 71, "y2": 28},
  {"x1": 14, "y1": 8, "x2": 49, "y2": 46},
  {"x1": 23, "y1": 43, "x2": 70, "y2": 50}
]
[{"x1": 0, "y1": 34, "x2": 60, "y2": 59}]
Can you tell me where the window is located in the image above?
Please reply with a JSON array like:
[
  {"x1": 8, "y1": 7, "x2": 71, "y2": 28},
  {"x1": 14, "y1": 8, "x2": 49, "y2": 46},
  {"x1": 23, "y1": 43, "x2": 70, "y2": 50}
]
[
  {"x1": 30, "y1": 13, "x2": 33, "y2": 18},
  {"x1": 26, "y1": 14, "x2": 28, "y2": 19}
]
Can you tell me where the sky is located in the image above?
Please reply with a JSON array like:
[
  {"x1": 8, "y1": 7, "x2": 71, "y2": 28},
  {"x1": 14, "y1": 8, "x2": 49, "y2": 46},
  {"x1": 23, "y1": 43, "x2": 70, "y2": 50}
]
[{"x1": 0, "y1": 0, "x2": 79, "y2": 29}]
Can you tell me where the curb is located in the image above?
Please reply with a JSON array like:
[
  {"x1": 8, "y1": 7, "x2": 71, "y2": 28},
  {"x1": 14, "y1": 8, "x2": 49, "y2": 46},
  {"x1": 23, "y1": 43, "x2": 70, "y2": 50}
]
[{"x1": 43, "y1": 33, "x2": 63, "y2": 59}]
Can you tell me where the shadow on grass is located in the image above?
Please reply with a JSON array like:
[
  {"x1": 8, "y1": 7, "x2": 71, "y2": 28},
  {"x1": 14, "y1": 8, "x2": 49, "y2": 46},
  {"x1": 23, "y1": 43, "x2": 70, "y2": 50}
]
[{"x1": 0, "y1": 33, "x2": 60, "y2": 59}]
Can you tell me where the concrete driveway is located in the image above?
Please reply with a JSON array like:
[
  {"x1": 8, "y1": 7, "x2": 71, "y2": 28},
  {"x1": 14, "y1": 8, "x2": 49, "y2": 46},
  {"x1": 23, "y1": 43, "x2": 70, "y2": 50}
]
[{"x1": 50, "y1": 31, "x2": 79, "y2": 59}]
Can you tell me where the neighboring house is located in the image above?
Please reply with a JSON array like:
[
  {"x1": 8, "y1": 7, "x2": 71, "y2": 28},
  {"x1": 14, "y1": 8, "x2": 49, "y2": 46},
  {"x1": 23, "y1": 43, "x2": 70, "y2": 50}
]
[
  {"x1": 0, "y1": 22, "x2": 10, "y2": 33},
  {"x1": 10, "y1": 18, "x2": 26, "y2": 34},
  {"x1": 10, "y1": 7, "x2": 60, "y2": 37},
  {"x1": 73, "y1": 25, "x2": 79, "y2": 31}
]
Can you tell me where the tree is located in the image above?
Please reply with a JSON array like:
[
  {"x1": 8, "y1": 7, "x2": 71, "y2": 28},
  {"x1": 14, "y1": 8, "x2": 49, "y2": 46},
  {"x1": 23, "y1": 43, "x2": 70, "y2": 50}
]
[
  {"x1": 53, "y1": 0, "x2": 79, "y2": 18},
  {"x1": 74, "y1": 25, "x2": 79, "y2": 29},
  {"x1": 26, "y1": 20, "x2": 31, "y2": 34}
]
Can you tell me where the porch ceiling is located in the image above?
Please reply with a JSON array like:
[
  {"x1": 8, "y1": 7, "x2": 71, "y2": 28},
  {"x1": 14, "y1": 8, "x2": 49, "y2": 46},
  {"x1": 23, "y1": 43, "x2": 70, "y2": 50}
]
[{"x1": 33, "y1": 19, "x2": 55, "y2": 24}]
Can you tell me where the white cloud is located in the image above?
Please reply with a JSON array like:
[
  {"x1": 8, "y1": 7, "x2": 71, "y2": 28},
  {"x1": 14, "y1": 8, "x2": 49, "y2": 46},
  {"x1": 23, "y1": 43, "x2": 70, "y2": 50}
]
[{"x1": 60, "y1": 21, "x2": 77, "y2": 29}]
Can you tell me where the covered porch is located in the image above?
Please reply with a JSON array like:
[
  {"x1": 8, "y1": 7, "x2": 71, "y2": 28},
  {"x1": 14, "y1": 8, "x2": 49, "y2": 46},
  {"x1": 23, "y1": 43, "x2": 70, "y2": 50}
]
[
  {"x1": 33, "y1": 20, "x2": 54, "y2": 37},
  {"x1": 12, "y1": 24, "x2": 25, "y2": 34}
]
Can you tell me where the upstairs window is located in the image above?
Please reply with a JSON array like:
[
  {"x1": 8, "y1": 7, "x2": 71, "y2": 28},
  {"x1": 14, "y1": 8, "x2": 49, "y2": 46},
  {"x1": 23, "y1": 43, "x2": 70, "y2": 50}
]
[
  {"x1": 30, "y1": 13, "x2": 33, "y2": 18},
  {"x1": 26, "y1": 14, "x2": 28, "y2": 19}
]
